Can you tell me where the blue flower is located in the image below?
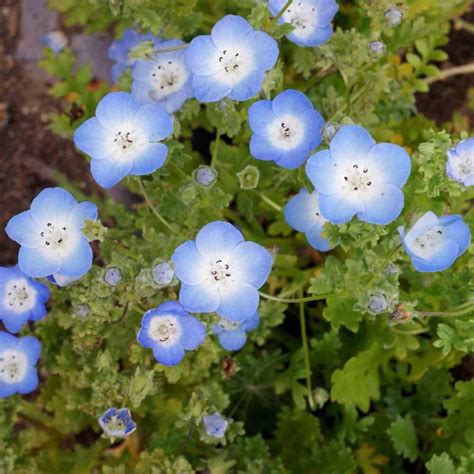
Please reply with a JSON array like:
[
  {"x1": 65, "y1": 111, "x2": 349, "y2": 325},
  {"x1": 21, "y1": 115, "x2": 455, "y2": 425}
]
[
  {"x1": 305, "y1": 125, "x2": 411, "y2": 225},
  {"x1": 0, "y1": 332, "x2": 41, "y2": 397},
  {"x1": 203, "y1": 412, "x2": 228, "y2": 438},
  {"x1": 99, "y1": 407, "x2": 136, "y2": 438},
  {"x1": 48, "y1": 273, "x2": 83, "y2": 287},
  {"x1": 6, "y1": 188, "x2": 98, "y2": 279},
  {"x1": 108, "y1": 28, "x2": 156, "y2": 82},
  {"x1": 137, "y1": 301, "x2": 206, "y2": 366},
  {"x1": 186, "y1": 15, "x2": 279, "y2": 102},
  {"x1": 0, "y1": 265, "x2": 49, "y2": 334},
  {"x1": 446, "y1": 138, "x2": 473, "y2": 186},
  {"x1": 132, "y1": 39, "x2": 193, "y2": 113},
  {"x1": 42, "y1": 31, "x2": 68, "y2": 54},
  {"x1": 248, "y1": 89, "x2": 324, "y2": 169},
  {"x1": 399, "y1": 212, "x2": 471, "y2": 272},
  {"x1": 212, "y1": 312, "x2": 259, "y2": 351},
  {"x1": 104, "y1": 267, "x2": 122, "y2": 286},
  {"x1": 269, "y1": 0, "x2": 338, "y2": 47},
  {"x1": 73, "y1": 92, "x2": 173, "y2": 189},
  {"x1": 172, "y1": 221, "x2": 273, "y2": 322},
  {"x1": 194, "y1": 166, "x2": 217, "y2": 187},
  {"x1": 284, "y1": 188, "x2": 335, "y2": 251},
  {"x1": 152, "y1": 262, "x2": 175, "y2": 286}
]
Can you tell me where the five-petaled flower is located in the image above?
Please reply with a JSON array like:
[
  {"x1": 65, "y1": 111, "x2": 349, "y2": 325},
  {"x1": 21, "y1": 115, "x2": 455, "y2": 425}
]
[
  {"x1": 269, "y1": 0, "x2": 338, "y2": 47},
  {"x1": 99, "y1": 407, "x2": 136, "y2": 438},
  {"x1": 108, "y1": 28, "x2": 156, "y2": 82},
  {"x1": 306, "y1": 124, "x2": 411, "y2": 225},
  {"x1": 446, "y1": 138, "x2": 473, "y2": 186},
  {"x1": 73, "y1": 92, "x2": 173, "y2": 189},
  {"x1": 172, "y1": 221, "x2": 273, "y2": 321},
  {"x1": 6, "y1": 188, "x2": 98, "y2": 279},
  {"x1": 203, "y1": 412, "x2": 228, "y2": 438},
  {"x1": 132, "y1": 39, "x2": 193, "y2": 113},
  {"x1": 212, "y1": 312, "x2": 259, "y2": 351},
  {"x1": 284, "y1": 188, "x2": 335, "y2": 251},
  {"x1": 248, "y1": 89, "x2": 324, "y2": 169},
  {"x1": 399, "y1": 211, "x2": 471, "y2": 272},
  {"x1": 186, "y1": 15, "x2": 279, "y2": 102},
  {"x1": 137, "y1": 301, "x2": 206, "y2": 366},
  {"x1": 0, "y1": 265, "x2": 50, "y2": 333},
  {"x1": 0, "y1": 332, "x2": 41, "y2": 398}
]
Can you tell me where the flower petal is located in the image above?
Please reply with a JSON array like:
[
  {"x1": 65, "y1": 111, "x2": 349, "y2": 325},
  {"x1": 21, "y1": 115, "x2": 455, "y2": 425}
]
[
  {"x1": 306, "y1": 223, "x2": 332, "y2": 252},
  {"x1": 218, "y1": 329, "x2": 247, "y2": 351},
  {"x1": 306, "y1": 150, "x2": 340, "y2": 195},
  {"x1": 319, "y1": 191, "x2": 363, "y2": 224},
  {"x1": 133, "y1": 104, "x2": 173, "y2": 142},
  {"x1": 96, "y1": 92, "x2": 141, "y2": 131},
  {"x1": 18, "y1": 246, "x2": 62, "y2": 278},
  {"x1": 230, "y1": 241, "x2": 273, "y2": 288},
  {"x1": 68, "y1": 202, "x2": 98, "y2": 230},
  {"x1": 366, "y1": 143, "x2": 411, "y2": 188},
  {"x1": 73, "y1": 117, "x2": 115, "y2": 161},
  {"x1": 438, "y1": 215, "x2": 471, "y2": 256},
  {"x1": 211, "y1": 15, "x2": 253, "y2": 50},
  {"x1": 5, "y1": 211, "x2": 43, "y2": 248},
  {"x1": 228, "y1": 68, "x2": 265, "y2": 101},
  {"x1": 192, "y1": 72, "x2": 232, "y2": 103},
  {"x1": 18, "y1": 336, "x2": 42, "y2": 364},
  {"x1": 152, "y1": 344, "x2": 185, "y2": 366},
  {"x1": 179, "y1": 283, "x2": 220, "y2": 314},
  {"x1": 243, "y1": 30, "x2": 278, "y2": 71},
  {"x1": 90, "y1": 155, "x2": 133, "y2": 189},
  {"x1": 357, "y1": 185, "x2": 405, "y2": 225},
  {"x1": 248, "y1": 100, "x2": 275, "y2": 135},
  {"x1": 195, "y1": 221, "x2": 244, "y2": 261},
  {"x1": 180, "y1": 316, "x2": 206, "y2": 350},
  {"x1": 30, "y1": 188, "x2": 77, "y2": 227},
  {"x1": 410, "y1": 240, "x2": 460, "y2": 272},
  {"x1": 329, "y1": 125, "x2": 376, "y2": 166},
  {"x1": 186, "y1": 35, "x2": 222, "y2": 75},
  {"x1": 284, "y1": 189, "x2": 316, "y2": 233},
  {"x1": 58, "y1": 235, "x2": 93, "y2": 277},
  {"x1": 172, "y1": 241, "x2": 207, "y2": 285},
  {"x1": 217, "y1": 281, "x2": 259, "y2": 321},
  {"x1": 272, "y1": 89, "x2": 313, "y2": 116},
  {"x1": 131, "y1": 142, "x2": 168, "y2": 175},
  {"x1": 250, "y1": 134, "x2": 282, "y2": 162}
]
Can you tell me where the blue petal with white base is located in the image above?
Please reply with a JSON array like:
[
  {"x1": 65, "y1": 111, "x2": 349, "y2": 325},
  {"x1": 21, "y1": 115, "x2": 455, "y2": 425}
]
[
  {"x1": 99, "y1": 407, "x2": 136, "y2": 437},
  {"x1": 213, "y1": 312, "x2": 259, "y2": 351},
  {"x1": 306, "y1": 124, "x2": 411, "y2": 225},
  {"x1": 203, "y1": 412, "x2": 228, "y2": 438},
  {"x1": 446, "y1": 138, "x2": 474, "y2": 186}
]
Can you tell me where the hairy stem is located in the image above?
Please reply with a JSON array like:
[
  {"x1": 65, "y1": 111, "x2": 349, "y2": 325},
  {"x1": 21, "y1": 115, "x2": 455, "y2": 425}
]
[
  {"x1": 274, "y1": 0, "x2": 293, "y2": 22},
  {"x1": 259, "y1": 290, "x2": 334, "y2": 304},
  {"x1": 425, "y1": 63, "x2": 474, "y2": 85},
  {"x1": 210, "y1": 130, "x2": 221, "y2": 168},
  {"x1": 299, "y1": 290, "x2": 316, "y2": 410},
  {"x1": 416, "y1": 302, "x2": 474, "y2": 318},
  {"x1": 260, "y1": 193, "x2": 283, "y2": 212}
]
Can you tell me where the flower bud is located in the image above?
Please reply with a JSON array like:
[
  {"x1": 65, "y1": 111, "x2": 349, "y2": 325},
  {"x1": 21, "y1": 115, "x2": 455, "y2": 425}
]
[
  {"x1": 73, "y1": 303, "x2": 90, "y2": 319},
  {"x1": 368, "y1": 293, "x2": 389, "y2": 314},
  {"x1": 152, "y1": 262, "x2": 175, "y2": 286},
  {"x1": 368, "y1": 41, "x2": 386, "y2": 58},
  {"x1": 104, "y1": 267, "x2": 122, "y2": 286},
  {"x1": 237, "y1": 165, "x2": 260, "y2": 190},
  {"x1": 384, "y1": 6, "x2": 403, "y2": 26},
  {"x1": 194, "y1": 165, "x2": 217, "y2": 187},
  {"x1": 390, "y1": 303, "x2": 413, "y2": 324},
  {"x1": 322, "y1": 122, "x2": 338, "y2": 143}
]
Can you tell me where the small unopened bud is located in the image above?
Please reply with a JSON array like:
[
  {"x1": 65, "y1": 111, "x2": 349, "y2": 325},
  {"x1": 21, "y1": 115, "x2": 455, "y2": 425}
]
[
  {"x1": 322, "y1": 122, "x2": 338, "y2": 143},
  {"x1": 368, "y1": 293, "x2": 389, "y2": 314},
  {"x1": 128, "y1": 40, "x2": 155, "y2": 60},
  {"x1": 390, "y1": 303, "x2": 413, "y2": 324},
  {"x1": 313, "y1": 387, "x2": 329, "y2": 408},
  {"x1": 368, "y1": 41, "x2": 386, "y2": 58},
  {"x1": 73, "y1": 303, "x2": 90, "y2": 319},
  {"x1": 384, "y1": 6, "x2": 403, "y2": 26},
  {"x1": 104, "y1": 267, "x2": 122, "y2": 286},
  {"x1": 194, "y1": 165, "x2": 217, "y2": 187},
  {"x1": 237, "y1": 165, "x2": 260, "y2": 190},
  {"x1": 180, "y1": 183, "x2": 197, "y2": 205},
  {"x1": 152, "y1": 262, "x2": 174, "y2": 286}
]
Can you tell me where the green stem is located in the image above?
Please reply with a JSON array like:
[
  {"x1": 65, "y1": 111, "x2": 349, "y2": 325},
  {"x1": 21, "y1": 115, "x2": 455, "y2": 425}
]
[
  {"x1": 259, "y1": 290, "x2": 333, "y2": 304},
  {"x1": 299, "y1": 290, "x2": 315, "y2": 410},
  {"x1": 425, "y1": 63, "x2": 474, "y2": 85},
  {"x1": 137, "y1": 178, "x2": 180, "y2": 235},
  {"x1": 274, "y1": 0, "x2": 293, "y2": 22},
  {"x1": 152, "y1": 44, "x2": 188, "y2": 55},
  {"x1": 210, "y1": 130, "x2": 221, "y2": 168},
  {"x1": 416, "y1": 302, "x2": 474, "y2": 318},
  {"x1": 260, "y1": 193, "x2": 283, "y2": 212},
  {"x1": 454, "y1": 18, "x2": 474, "y2": 34}
]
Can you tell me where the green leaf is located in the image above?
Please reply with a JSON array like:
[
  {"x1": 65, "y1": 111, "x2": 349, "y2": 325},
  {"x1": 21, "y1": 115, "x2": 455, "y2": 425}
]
[{"x1": 387, "y1": 415, "x2": 419, "y2": 461}]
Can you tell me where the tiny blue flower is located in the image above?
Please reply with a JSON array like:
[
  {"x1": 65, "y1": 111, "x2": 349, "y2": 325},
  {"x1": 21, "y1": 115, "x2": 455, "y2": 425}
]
[
  {"x1": 132, "y1": 39, "x2": 193, "y2": 113},
  {"x1": 306, "y1": 125, "x2": 411, "y2": 225},
  {"x1": 73, "y1": 92, "x2": 173, "y2": 189},
  {"x1": 446, "y1": 138, "x2": 474, "y2": 186},
  {"x1": 104, "y1": 267, "x2": 122, "y2": 286},
  {"x1": 399, "y1": 212, "x2": 471, "y2": 272},
  {"x1": 6, "y1": 187, "x2": 98, "y2": 279},
  {"x1": 212, "y1": 312, "x2": 259, "y2": 351},
  {"x1": 384, "y1": 6, "x2": 403, "y2": 26},
  {"x1": 152, "y1": 262, "x2": 175, "y2": 286},
  {"x1": 194, "y1": 166, "x2": 217, "y2": 187},
  {"x1": 284, "y1": 188, "x2": 335, "y2": 252},
  {"x1": 368, "y1": 293, "x2": 389, "y2": 314},
  {"x1": 99, "y1": 407, "x2": 136, "y2": 438},
  {"x1": 0, "y1": 332, "x2": 41, "y2": 398},
  {"x1": 248, "y1": 89, "x2": 324, "y2": 169},
  {"x1": 172, "y1": 221, "x2": 273, "y2": 322},
  {"x1": 42, "y1": 31, "x2": 68, "y2": 54},
  {"x1": 137, "y1": 301, "x2": 206, "y2": 366},
  {"x1": 203, "y1": 412, "x2": 228, "y2": 438},
  {"x1": 108, "y1": 28, "x2": 156, "y2": 82},
  {"x1": 186, "y1": 15, "x2": 279, "y2": 102},
  {"x1": 0, "y1": 265, "x2": 49, "y2": 334},
  {"x1": 269, "y1": 0, "x2": 338, "y2": 47}
]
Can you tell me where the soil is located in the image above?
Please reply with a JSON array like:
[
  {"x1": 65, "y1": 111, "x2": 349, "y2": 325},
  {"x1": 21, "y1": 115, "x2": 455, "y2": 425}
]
[{"x1": 0, "y1": 1, "x2": 472, "y2": 265}]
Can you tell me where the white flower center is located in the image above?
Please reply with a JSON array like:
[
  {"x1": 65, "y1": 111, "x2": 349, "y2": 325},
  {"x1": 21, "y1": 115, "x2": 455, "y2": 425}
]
[
  {"x1": 0, "y1": 349, "x2": 28, "y2": 384},
  {"x1": 268, "y1": 115, "x2": 305, "y2": 150},
  {"x1": 452, "y1": 152, "x2": 473, "y2": 180},
  {"x1": 40, "y1": 221, "x2": 73, "y2": 255},
  {"x1": 342, "y1": 164, "x2": 374, "y2": 193},
  {"x1": 148, "y1": 315, "x2": 182, "y2": 347},
  {"x1": 4, "y1": 279, "x2": 36, "y2": 314},
  {"x1": 284, "y1": 1, "x2": 318, "y2": 38},
  {"x1": 216, "y1": 47, "x2": 253, "y2": 85},
  {"x1": 114, "y1": 130, "x2": 135, "y2": 151},
  {"x1": 218, "y1": 319, "x2": 241, "y2": 331},
  {"x1": 149, "y1": 59, "x2": 188, "y2": 100},
  {"x1": 210, "y1": 259, "x2": 232, "y2": 283},
  {"x1": 412, "y1": 226, "x2": 444, "y2": 259}
]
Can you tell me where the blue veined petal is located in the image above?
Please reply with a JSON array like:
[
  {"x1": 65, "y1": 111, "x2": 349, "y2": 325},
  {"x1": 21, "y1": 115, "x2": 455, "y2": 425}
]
[
  {"x1": 131, "y1": 58, "x2": 155, "y2": 81},
  {"x1": 30, "y1": 188, "x2": 77, "y2": 227},
  {"x1": 192, "y1": 73, "x2": 232, "y2": 103},
  {"x1": 19, "y1": 246, "x2": 62, "y2": 278},
  {"x1": 111, "y1": 63, "x2": 127, "y2": 82},
  {"x1": 403, "y1": 212, "x2": 439, "y2": 249},
  {"x1": 179, "y1": 283, "x2": 220, "y2": 314},
  {"x1": 242, "y1": 312, "x2": 260, "y2": 331},
  {"x1": 172, "y1": 241, "x2": 206, "y2": 285},
  {"x1": 131, "y1": 142, "x2": 168, "y2": 175},
  {"x1": 108, "y1": 29, "x2": 140, "y2": 64},
  {"x1": 90, "y1": 155, "x2": 133, "y2": 189},
  {"x1": 68, "y1": 202, "x2": 98, "y2": 230},
  {"x1": 329, "y1": 125, "x2": 376, "y2": 166},
  {"x1": 275, "y1": 145, "x2": 312, "y2": 169},
  {"x1": 195, "y1": 221, "x2": 244, "y2": 260},
  {"x1": 29, "y1": 277, "x2": 50, "y2": 303},
  {"x1": 438, "y1": 215, "x2": 471, "y2": 256},
  {"x1": 133, "y1": 104, "x2": 173, "y2": 141},
  {"x1": 250, "y1": 134, "x2": 282, "y2": 162},
  {"x1": 5, "y1": 211, "x2": 43, "y2": 248},
  {"x1": 306, "y1": 223, "x2": 333, "y2": 252},
  {"x1": 300, "y1": 108, "x2": 325, "y2": 149},
  {"x1": 179, "y1": 316, "x2": 206, "y2": 350},
  {"x1": 243, "y1": 30, "x2": 279, "y2": 71},
  {"x1": 186, "y1": 35, "x2": 222, "y2": 75},
  {"x1": 248, "y1": 100, "x2": 275, "y2": 135},
  {"x1": 366, "y1": 143, "x2": 411, "y2": 188},
  {"x1": 95, "y1": 92, "x2": 141, "y2": 131},
  {"x1": 158, "y1": 88, "x2": 191, "y2": 114},
  {"x1": 18, "y1": 367, "x2": 39, "y2": 394},
  {"x1": 57, "y1": 235, "x2": 93, "y2": 277},
  {"x1": 268, "y1": 0, "x2": 286, "y2": 16},
  {"x1": 284, "y1": 189, "x2": 315, "y2": 233},
  {"x1": 272, "y1": 89, "x2": 313, "y2": 116},
  {"x1": 1, "y1": 312, "x2": 30, "y2": 334},
  {"x1": 18, "y1": 336, "x2": 42, "y2": 364},
  {"x1": 73, "y1": 118, "x2": 115, "y2": 161},
  {"x1": 305, "y1": 150, "x2": 341, "y2": 195},
  {"x1": 315, "y1": 0, "x2": 339, "y2": 26},
  {"x1": 410, "y1": 240, "x2": 460, "y2": 272},
  {"x1": 288, "y1": 24, "x2": 333, "y2": 47},
  {"x1": 218, "y1": 329, "x2": 247, "y2": 351},
  {"x1": 319, "y1": 191, "x2": 364, "y2": 224},
  {"x1": 217, "y1": 282, "x2": 259, "y2": 322},
  {"x1": 228, "y1": 68, "x2": 265, "y2": 101},
  {"x1": 357, "y1": 185, "x2": 405, "y2": 225},
  {"x1": 230, "y1": 241, "x2": 273, "y2": 288},
  {"x1": 29, "y1": 303, "x2": 48, "y2": 322},
  {"x1": 456, "y1": 138, "x2": 474, "y2": 156},
  {"x1": 211, "y1": 15, "x2": 253, "y2": 50},
  {"x1": 152, "y1": 343, "x2": 185, "y2": 366},
  {"x1": 0, "y1": 381, "x2": 17, "y2": 398}
]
